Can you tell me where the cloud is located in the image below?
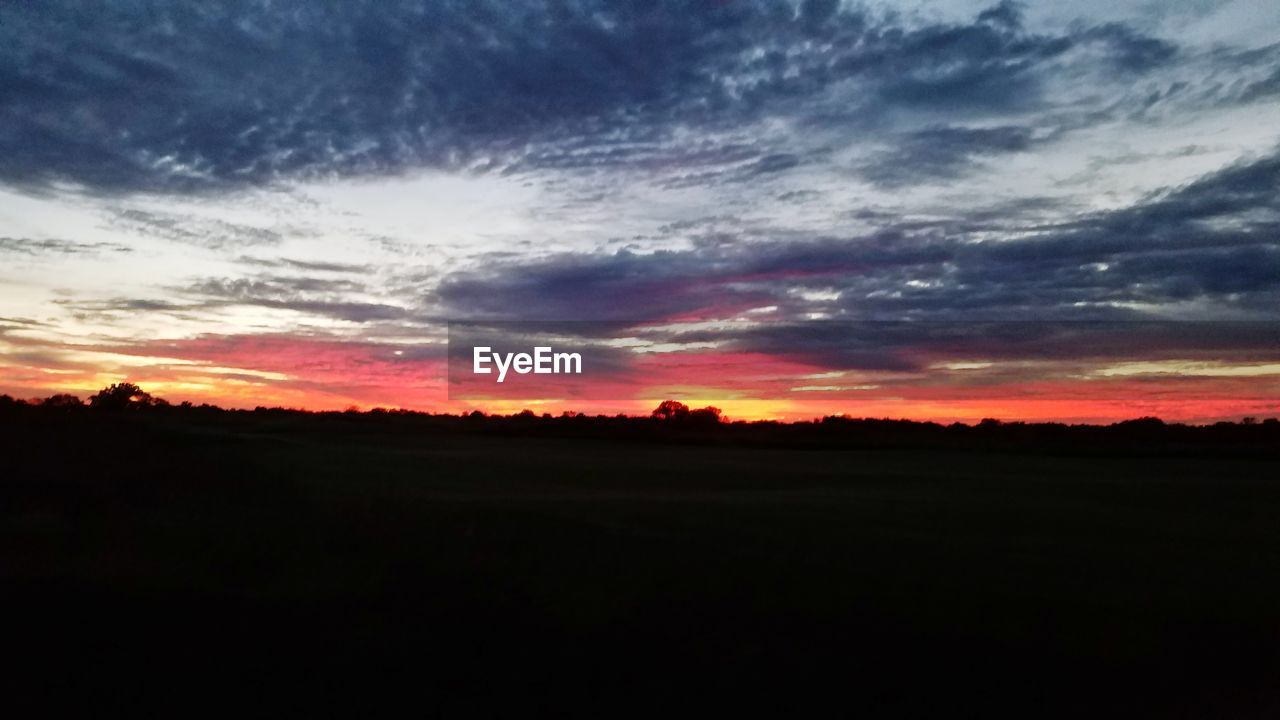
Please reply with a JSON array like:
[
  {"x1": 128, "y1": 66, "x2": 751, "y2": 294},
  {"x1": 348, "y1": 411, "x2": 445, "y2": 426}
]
[
  {"x1": 104, "y1": 208, "x2": 283, "y2": 248},
  {"x1": 179, "y1": 276, "x2": 414, "y2": 323},
  {"x1": 1077, "y1": 23, "x2": 1178, "y2": 72},
  {"x1": 59, "y1": 274, "x2": 415, "y2": 326},
  {"x1": 438, "y1": 149, "x2": 1280, "y2": 325},
  {"x1": 0, "y1": 1, "x2": 1201, "y2": 194},
  {"x1": 0, "y1": 236, "x2": 132, "y2": 255},
  {"x1": 858, "y1": 124, "x2": 1044, "y2": 187},
  {"x1": 1241, "y1": 66, "x2": 1280, "y2": 102},
  {"x1": 0, "y1": 317, "x2": 43, "y2": 332},
  {"x1": 722, "y1": 320, "x2": 1280, "y2": 373},
  {"x1": 235, "y1": 256, "x2": 372, "y2": 274}
]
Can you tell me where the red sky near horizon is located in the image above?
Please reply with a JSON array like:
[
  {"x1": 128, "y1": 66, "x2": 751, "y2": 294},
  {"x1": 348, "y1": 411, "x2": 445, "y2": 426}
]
[{"x1": 3, "y1": 329, "x2": 1278, "y2": 424}]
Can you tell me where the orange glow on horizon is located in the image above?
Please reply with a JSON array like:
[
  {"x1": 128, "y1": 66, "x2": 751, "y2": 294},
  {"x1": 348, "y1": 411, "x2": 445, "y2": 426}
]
[{"x1": 2, "y1": 333, "x2": 1278, "y2": 424}]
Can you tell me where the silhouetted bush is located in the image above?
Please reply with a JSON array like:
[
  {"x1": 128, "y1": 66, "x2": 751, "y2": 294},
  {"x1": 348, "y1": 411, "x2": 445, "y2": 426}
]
[{"x1": 42, "y1": 394, "x2": 83, "y2": 408}]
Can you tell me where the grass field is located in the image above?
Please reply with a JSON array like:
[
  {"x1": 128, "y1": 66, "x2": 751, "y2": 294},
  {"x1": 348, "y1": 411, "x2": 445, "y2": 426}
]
[{"x1": 4, "y1": 410, "x2": 1279, "y2": 716}]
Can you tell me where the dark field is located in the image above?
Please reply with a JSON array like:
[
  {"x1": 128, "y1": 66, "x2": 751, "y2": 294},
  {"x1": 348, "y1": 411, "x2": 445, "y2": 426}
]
[{"x1": 4, "y1": 408, "x2": 1280, "y2": 717}]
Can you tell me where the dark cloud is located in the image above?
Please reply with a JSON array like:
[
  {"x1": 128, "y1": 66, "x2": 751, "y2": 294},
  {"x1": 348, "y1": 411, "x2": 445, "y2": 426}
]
[
  {"x1": 438, "y1": 150, "x2": 1280, "y2": 327},
  {"x1": 108, "y1": 299, "x2": 184, "y2": 312},
  {"x1": 50, "y1": 297, "x2": 204, "y2": 326},
  {"x1": 57, "y1": 274, "x2": 413, "y2": 325},
  {"x1": 1077, "y1": 24, "x2": 1178, "y2": 72},
  {"x1": 722, "y1": 320, "x2": 1280, "y2": 372},
  {"x1": 987, "y1": 151, "x2": 1280, "y2": 261},
  {"x1": 439, "y1": 247, "x2": 732, "y2": 323},
  {"x1": 181, "y1": 276, "x2": 410, "y2": 322},
  {"x1": 435, "y1": 231, "x2": 945, "y2": 323},
  {"x1": 188, "y1": 276, "x2": 367, "y2": 298},
  {"x1": 745, "y1": 153, "x2": 803, "y2": 176},
  {"x1": 107, "y1": 209, "x2": 282, "y2": 248},
  {"x1": 0, "y1": 317, "x2": 43, "y2": 331},
  {"x1": 1, "y1": 1, "x2": 1191, "y2": 194},
  {"x1": 851, "y1": 152, "x2": 1280, "y2": 318},
  {"x1": 235, "y1": 256, "x2": 373, "y2": 274},
  {"x1": 0, "y1": 237, "x2": 132, "y2": 255},
  {"x1": 848, "y1": 23, "x2": 1066, "y2": 113},
  {"x1": 859, "y1": 124, "x2": 1043, "y2": 187},
  {"x1": 977, "y1": 1, "x2": 1023, "y2": 30},
  {"x1": 1241, "y1": 66, "x2": 1280, "y2": 103}
]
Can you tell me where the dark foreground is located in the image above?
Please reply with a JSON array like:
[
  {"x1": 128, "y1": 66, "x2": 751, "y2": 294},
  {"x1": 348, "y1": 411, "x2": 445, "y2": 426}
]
[{"x1": 4, "y1": 408, "x2": 1279, "y2": 717}]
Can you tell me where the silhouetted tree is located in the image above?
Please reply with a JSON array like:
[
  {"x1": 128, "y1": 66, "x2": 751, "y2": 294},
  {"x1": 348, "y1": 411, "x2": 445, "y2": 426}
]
[
  {"x1": 688, "y1": 406, "x2": 723, "y2": 424},
  {"x1": 652, "y1": 400, "x2": 723, "y2": 425},
  {"x1": 42, "y1": 394, "x2": 83, "y2": 408},
  {"x1": 1115, "y1": 417, "x2": 1164, "y2": 428},
  {"x1": 89, "y1": 383, "x2": 156, "y2": 410},
  {"x1": 652, "y1": 400, "x2": 690, "y2": 420}
]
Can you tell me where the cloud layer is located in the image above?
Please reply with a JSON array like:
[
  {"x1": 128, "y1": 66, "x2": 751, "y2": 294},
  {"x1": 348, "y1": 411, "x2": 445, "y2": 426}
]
[{"x1": 6, "y1": 0, "x2": 1270, "y2": 192}]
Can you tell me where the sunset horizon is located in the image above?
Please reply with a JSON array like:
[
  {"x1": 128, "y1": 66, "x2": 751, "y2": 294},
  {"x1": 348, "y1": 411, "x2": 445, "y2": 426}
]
[
  {"x1": 4, "y1": 1, "x2": 1278, "y2": 425},
  {"x1": 5, "y1": 320, "x2": 1278, "y2": 424}
]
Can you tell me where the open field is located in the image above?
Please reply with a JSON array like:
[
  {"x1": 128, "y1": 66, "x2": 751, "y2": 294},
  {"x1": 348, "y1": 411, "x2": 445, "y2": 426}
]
[{"x1": 4, "y1": 409, "x2": 1279, "y2": 716}]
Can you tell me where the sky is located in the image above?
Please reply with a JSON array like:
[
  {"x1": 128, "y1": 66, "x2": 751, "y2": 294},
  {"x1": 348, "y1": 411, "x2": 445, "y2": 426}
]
[{"x1": 1, "y1": 0, "x2": 1279, "y2": 422}]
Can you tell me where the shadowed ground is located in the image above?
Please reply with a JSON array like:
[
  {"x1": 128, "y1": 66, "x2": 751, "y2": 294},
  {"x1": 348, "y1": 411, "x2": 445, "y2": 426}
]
[{"x1": 3, "y1": 408, "x2": 1279, "y2": 717}]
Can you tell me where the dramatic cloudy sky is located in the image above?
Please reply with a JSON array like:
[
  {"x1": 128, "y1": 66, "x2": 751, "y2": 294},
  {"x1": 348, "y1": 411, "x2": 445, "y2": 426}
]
[{"x1": 2, "y1": 0, "x2": 1279, "y2": 421}]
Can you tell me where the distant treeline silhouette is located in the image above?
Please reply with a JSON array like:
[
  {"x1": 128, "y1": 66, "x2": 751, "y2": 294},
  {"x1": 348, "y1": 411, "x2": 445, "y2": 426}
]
[{"x1": 3, "y1": 383, "x2": 1278, "y2": 456}]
